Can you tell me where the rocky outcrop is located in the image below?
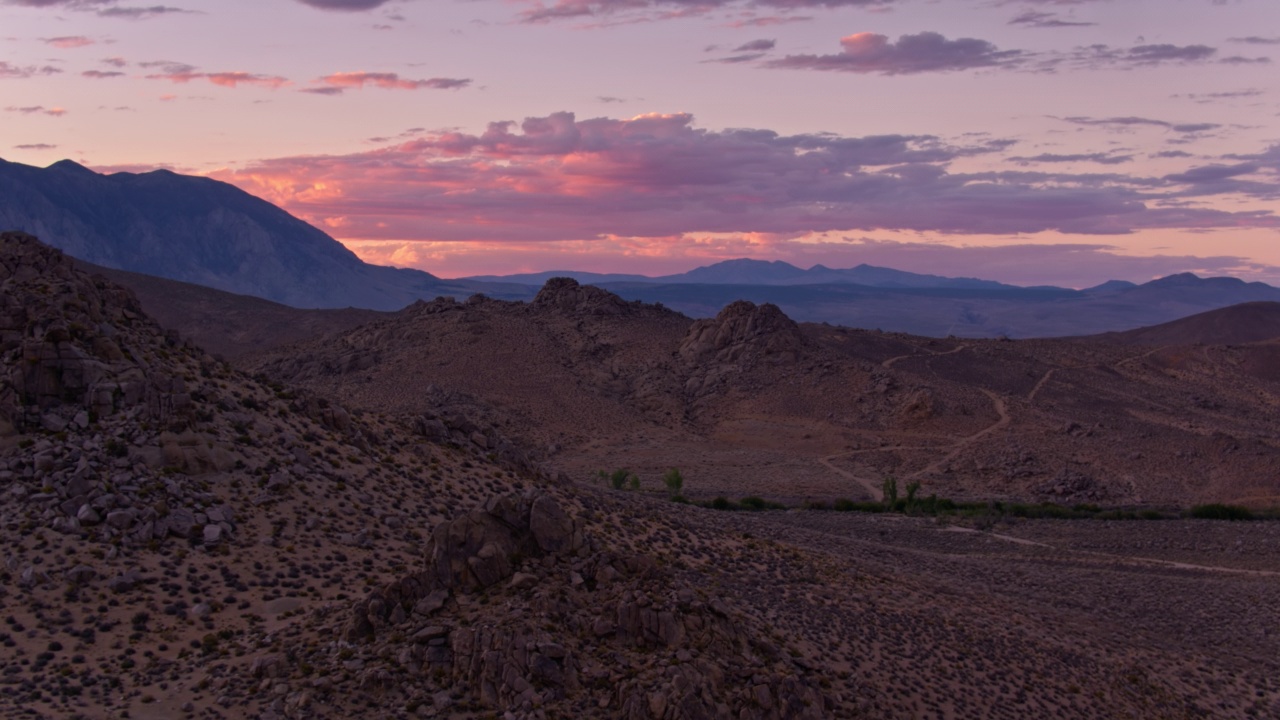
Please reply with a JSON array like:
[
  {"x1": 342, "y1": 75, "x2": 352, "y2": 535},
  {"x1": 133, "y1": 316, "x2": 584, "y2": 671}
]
[
  {"x1": 0, "y1": 231, "x2": 203, "y2": 435},
  {"x1": 532, "y1": 277, "x2": 634, "y2": 316},
  {"x1": 679, "y1": 301, "x2": 806, "y2": 366},
  {"x1": 340, "y1": 491, "x2": 832, "y2": 719}
]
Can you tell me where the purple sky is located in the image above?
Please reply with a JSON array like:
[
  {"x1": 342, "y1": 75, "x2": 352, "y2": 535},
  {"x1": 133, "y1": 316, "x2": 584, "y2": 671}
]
[{"x1": 1, "y1": 0, "x2": 1278, "y2": 285}]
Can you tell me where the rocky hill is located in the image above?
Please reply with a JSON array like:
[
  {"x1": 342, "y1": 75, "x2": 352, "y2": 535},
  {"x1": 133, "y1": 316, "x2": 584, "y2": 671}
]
[
  {"x1": 0, "y1": 158, "x2": 521, "y2": 310},
  {"x1": 248, "y1": 278, "x2": 1280, "y2": 509},
  {"x1": 3, "y1": 234, "x2": 1279, "y2": 720}
]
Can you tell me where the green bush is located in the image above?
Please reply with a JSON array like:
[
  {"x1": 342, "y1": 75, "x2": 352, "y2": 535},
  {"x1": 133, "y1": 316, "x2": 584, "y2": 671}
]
[
  {"x1": 1187, "y1": 504, "x2": 1254, "y2": 521},
  {"x1": 662, "y1": 468, "x2": 684, "y2": 497}
]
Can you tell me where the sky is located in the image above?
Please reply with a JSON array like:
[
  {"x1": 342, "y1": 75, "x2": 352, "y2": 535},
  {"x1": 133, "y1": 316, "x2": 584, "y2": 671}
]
[{"x1": 1, "y1": 0, "x2": 1279, "y2": 286}]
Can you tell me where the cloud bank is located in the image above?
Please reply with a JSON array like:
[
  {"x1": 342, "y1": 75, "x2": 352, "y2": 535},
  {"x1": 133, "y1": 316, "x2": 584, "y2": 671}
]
[{"x1": 214, "y1": 112, "x2": 1280, "y2": 248}]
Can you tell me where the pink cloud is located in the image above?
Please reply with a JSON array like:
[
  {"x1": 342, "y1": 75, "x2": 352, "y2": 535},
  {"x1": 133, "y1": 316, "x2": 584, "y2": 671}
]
[
  {"x1": 210, "y1": 112, "x2": 1280, "y2": 248},
  {"x1": 314, "y1": 72, "x2": 471, "y2": 91},
  {"x1": 768, "y1": 31, "x2": 1025, "y2": 74},
  {"x1": 144, "y1": 66, "x2": 290, "y2": 88},
  {"x1": 5, "y1": 105, "x2": 67, "y2": 116},
  {"x1": 42, "y1": 35, "x2": 95, "y2": 48}
]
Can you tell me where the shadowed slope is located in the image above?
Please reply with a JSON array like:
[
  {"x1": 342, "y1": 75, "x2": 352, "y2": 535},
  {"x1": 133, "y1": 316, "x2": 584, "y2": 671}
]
[{"x1": 1095, "y1": 301, "x2": 1280, "y2": 346}]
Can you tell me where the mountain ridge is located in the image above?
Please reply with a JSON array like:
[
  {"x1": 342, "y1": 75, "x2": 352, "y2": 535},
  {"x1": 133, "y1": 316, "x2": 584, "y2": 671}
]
[{"x1": 0, "y1": 157, "x2": 523, "y2": 310}]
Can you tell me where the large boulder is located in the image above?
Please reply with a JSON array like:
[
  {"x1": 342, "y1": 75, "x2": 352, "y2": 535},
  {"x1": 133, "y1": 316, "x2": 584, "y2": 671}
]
[
  {"x1": 531, "y1": 277, "x2": 631, "y2": 316},
  {"x1": 679, "y1": 300, "x2": 806, "y2": 366}
]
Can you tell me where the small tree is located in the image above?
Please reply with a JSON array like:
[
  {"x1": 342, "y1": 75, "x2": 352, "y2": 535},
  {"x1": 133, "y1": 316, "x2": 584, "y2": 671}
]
[
  {"x1": 662, "y1": 468, "x2": 684, "y2": 497},
  {"x1": 905, "y1": 481, "x2": 921, "y2": 513},
  {"x1": 609, "y1": 469, "x2": 630, "y2": 490},
  {"x1": 882, "y1": 476, "x2": 899, "y2": 511}
]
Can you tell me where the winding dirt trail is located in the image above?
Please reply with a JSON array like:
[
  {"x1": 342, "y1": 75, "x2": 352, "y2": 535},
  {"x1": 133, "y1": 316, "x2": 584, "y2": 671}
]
[
  {"x1": 881, "y1": 343, "x2": 969, "y2": 369},
  {"x1": 819, "y1": 388, "x2": 1011, "y2": 500}
]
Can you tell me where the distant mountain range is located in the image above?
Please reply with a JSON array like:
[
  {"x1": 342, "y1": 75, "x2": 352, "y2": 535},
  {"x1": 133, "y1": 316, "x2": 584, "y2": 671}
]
[
  {"x1": 0, "y1": 158, "x2": 519, "y2": 310},
  {"x1": 465, "y1": 258, "x2": 1019, "y2": 291},
  {"x1": 5, "y1": 157, "x2": 1280, "y2": 337}
]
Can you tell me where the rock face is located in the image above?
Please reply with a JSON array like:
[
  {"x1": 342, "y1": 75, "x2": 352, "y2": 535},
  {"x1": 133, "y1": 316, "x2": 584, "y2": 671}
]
[
  {"x1": 0, "y1": 231, "x2": 195, "y2": 435},
  {"x1": 679, "y1": 300, "x2": 807, "y2": 365},
  {"x1": 344, "y1": 491, "x2": 832, "y2": 719}
]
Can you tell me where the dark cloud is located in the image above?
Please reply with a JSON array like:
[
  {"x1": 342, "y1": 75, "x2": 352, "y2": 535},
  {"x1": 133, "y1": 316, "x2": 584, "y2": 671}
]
[
  {"x1": 1165, "y1": 163, "x2": 1258, "y2": 184},
  {"x1": 5, "y1": 1, "x2": 195, "y2": 18},
  {"x1": 14, "y1": 143, "x2": 57, "y2": 150},
  {"x1": 732, "y1": 39, "x2": 775, "y2": 52},
  {"x1": 767, "y1": 31, "x2": 1024, "y2": 74},
  {"x1": 1058, "y1": 116, "x2": 1222, "y2": 134},
  {"x1": 727, "y1": 15, "x2": 812, "y2": 27},
  {"x1": 82, "y1": 69, "x2": 125, "y2": 78},
  {"x1": 97, "y1": 6, "x2": 193, "y2": 19},
  {"x1": 1178, "y1": 88, "x2": 1263, "y2": 103},
  {"x1": 517, "y1": 0, "x2": 892, "y2": 23},
  {"x1": 1047, "y1": 43, "x2": 1219, "y2": 71},
  {"x1": 1008, "y1": 152, "x2": 1132, "y2": 165},
  {"x1": 300, "y1": 86, "x2": 345, "y2": 95},
  {"x1": 138, "y1": 60, "x2": 195, "y2": 74},
  {"x1": 1218, "y1": 55, "x2": 1270, "y2": 65},
  {"x1": 0, "y1": 61, "x2": 62, "y2": 79},
  {"x1": 1008, "y1": 11, "x2": 1094, "y2": 28},
  {"x1": 293, "y1": 0, "x2": 392, "y2": 9},
  {"x1": 1229, "y1": 36, "x2": 1280, "y2": 45}
]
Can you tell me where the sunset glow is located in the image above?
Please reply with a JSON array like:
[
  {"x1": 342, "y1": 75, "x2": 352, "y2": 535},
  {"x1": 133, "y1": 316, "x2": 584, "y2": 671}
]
[{"x1": 1, "y1": 0, "x2": 1277, "y2": 284}]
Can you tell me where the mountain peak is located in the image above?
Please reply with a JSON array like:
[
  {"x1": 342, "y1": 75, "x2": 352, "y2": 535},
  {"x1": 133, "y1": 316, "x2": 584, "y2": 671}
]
[{"x1": 47, "y1": 159, "x2": 97, "y2": 176}]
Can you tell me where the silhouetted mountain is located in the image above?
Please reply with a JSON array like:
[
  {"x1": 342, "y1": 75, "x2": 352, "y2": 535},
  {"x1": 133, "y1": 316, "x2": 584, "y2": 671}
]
[
  {"x1": 468, "y1": 257, "x2": 1013, "y2": 290},
  {"x1": 0, "y1": 158, "x2": 523, "y2": 310},
  {"x1": 579, "y1": 272, "x2": 1280, "y2": 338}
]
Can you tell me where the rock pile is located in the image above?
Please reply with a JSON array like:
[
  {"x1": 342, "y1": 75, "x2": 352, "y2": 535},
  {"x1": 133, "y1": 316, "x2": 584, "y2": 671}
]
[{"x1": 336, "y1": 491, "x2": 833, "y2": 719}]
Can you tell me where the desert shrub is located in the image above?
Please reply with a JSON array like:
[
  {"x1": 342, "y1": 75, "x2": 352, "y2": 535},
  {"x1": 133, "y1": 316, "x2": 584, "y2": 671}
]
[
  {"x1": 662, "y1": 468, "x2": 684, "y2": 497},
  {"x1": 1187, "y1": 504, "x2": 1254, "y2": 521},
  {"x1": 607, "y1": 469, "x2": 630, "y2": 490},
  {"x1": 882, "y1": 476, "x2": 898, "y2": 510},
  {"x1": 711, "y1": 496, "x2": 734, "y2": 511}
]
